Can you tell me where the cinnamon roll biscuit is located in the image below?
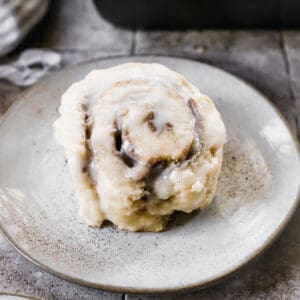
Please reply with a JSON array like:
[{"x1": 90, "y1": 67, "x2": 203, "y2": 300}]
[{"x1": 54, "y1": 63, "x2": 226, "y2": 232}]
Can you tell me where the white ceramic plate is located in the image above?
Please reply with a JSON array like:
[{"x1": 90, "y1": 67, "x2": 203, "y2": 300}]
[
  {"x1": 0, "y1": 56, "x2": 299, "y2": 294},
  {"x1": 0, "y1": 293, "x2": 42, "y2": 300}
]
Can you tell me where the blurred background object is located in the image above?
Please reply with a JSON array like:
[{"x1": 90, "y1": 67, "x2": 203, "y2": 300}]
[
  {"x1": 0, "y1": 49, "x2": 61, "y2": 87},
  {"x1": 0, "y1": 1, "x2": 61, "y2": 88},
  {"x1": 94, "y1": 0, "x2": 300, "y2": 29},
  {"x1": 0, "y1": 0, "x2": 49, "y2": 57}
]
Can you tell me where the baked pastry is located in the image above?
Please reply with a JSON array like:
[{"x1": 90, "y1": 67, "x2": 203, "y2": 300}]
[{"x1": 54, "y1": 63, "x2": 226, "y2": 231}]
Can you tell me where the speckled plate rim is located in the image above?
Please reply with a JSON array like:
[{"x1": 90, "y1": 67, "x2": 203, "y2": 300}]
[
  {"x1": 0, "y1": 292, "x2": 44, "y2": 300},
  {"x1": 0, "y1": 55, "x2": 299, "y2": 295}
]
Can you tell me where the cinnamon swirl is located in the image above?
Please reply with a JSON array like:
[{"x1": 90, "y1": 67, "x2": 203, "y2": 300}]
[{"x1": 54, "y1": 63, "x2": 226, "y2": 232}]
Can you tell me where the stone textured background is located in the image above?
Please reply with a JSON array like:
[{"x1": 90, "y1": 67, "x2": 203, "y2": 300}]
[{"x1": 0, "y1": 0, "x2": 300, "y2": 299}]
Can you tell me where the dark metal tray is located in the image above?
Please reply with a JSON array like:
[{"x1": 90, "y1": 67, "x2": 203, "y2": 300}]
[{"x1": 94, "y1": 0, "x2": 300, "y2": 29}]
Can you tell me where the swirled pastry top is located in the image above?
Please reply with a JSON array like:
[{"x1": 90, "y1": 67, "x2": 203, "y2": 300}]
[{"x1": 54, "y1": 63, "x2": 226, "y2": 232}]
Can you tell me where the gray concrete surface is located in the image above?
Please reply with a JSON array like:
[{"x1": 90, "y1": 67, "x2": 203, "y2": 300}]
[{"x1": 1, "y1": 0, "x2": 300, "y2": 299}]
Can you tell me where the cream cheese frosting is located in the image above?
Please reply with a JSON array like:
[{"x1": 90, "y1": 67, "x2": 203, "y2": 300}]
[{"x1": 54, "y1": 63, "x2": 226, "y2": 231}]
